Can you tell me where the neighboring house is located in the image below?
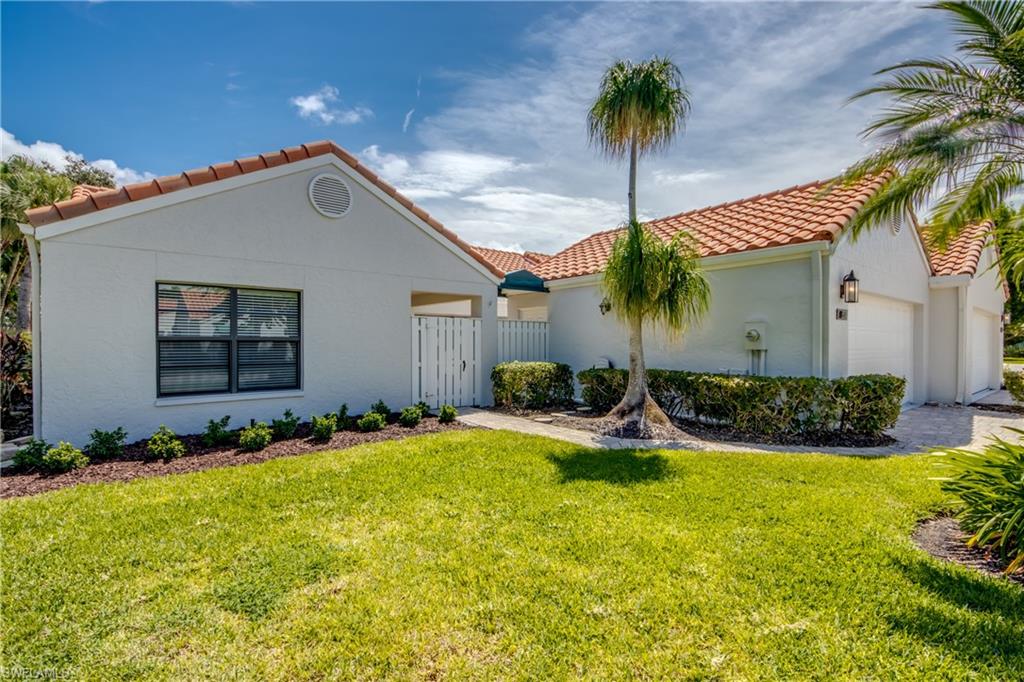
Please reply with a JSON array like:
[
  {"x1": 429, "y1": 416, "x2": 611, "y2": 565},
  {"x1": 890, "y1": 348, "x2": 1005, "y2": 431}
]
[{"x1": 19, "y1": 140, "x2": 1005, "y2": 444}]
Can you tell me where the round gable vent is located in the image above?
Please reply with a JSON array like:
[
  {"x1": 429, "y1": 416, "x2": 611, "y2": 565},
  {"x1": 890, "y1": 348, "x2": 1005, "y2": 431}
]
[{"x1": 308, "y1": 173, "x2": 352, "y2": 218}]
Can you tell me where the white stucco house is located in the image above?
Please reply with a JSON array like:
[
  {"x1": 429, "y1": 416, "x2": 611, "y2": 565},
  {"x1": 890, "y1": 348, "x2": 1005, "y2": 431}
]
[{"x1": 20, "y1": 140, "x2": 1005, "y2": 445}]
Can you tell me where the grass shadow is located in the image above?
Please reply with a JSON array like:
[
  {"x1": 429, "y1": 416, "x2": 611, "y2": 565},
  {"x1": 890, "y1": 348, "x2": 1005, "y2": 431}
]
[
  {"x1": 546, "y1": 448, "x2": 672, "y2": 485},
  {"x1": 886, "y1": 555, "x2": 1024, "y2": 664}
]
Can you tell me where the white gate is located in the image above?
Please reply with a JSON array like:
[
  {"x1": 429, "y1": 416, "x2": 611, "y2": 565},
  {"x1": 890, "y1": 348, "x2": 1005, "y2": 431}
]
[
  {"x1": 498, "y1": 320, "x2": 548, "y2": 363},
  {"x1": 411, "y1": 316, "x2": 482, "y2": 408}
]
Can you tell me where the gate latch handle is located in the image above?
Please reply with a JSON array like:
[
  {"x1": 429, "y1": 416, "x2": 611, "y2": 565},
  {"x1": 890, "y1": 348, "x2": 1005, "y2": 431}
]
[{"x1": 461, "y1": 360, "x2": 467, "y2": 371}]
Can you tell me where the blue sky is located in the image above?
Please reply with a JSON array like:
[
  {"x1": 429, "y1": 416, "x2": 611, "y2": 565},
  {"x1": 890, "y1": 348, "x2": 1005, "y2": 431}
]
[{"x1": 2, "y1": 2, "x2": 954, "y2": 253}]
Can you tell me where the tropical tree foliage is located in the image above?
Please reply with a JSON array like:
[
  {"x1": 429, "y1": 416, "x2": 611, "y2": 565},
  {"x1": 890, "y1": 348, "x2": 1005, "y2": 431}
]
[
  {"x1": 0, "y1": 155, "x2": 114, "y2": 331},
  {"x1": 836, "y1": 1, "x2": 1024, "y2": 247},
  {"x1": 588, "y1": 57, "x2": 710, "y2": 431}
]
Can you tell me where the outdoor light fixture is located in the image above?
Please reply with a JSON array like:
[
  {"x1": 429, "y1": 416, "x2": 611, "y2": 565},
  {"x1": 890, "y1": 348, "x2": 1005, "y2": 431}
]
[
  {"x1": 1003, "y1": 312, "x2": 1012, "y2": 325},
  {"x1": 599, "y1": 297, "x2": 612, "y2": 315},
  {"x1": 840, "y1": 270, "x2": 859, "y2": 304}
]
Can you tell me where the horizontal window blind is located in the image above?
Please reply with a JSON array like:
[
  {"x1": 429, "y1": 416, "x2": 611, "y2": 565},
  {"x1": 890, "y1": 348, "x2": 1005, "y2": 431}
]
[
  {"x1": 156, "y1": 284, "x2": 300, "y2": 396},
  {"x1": 157, "y1": 284, "x2": 231, "y2": 337}
]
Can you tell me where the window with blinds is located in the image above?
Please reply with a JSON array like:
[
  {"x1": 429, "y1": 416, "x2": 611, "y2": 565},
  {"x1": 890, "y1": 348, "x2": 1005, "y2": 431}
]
[{"x1": 157, "y1": 284, "x2": 300, "y2": 396}]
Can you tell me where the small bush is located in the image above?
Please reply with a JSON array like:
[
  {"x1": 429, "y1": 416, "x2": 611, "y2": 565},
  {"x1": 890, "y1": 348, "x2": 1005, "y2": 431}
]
[
  {"x1": 370, "y1": 400, "x2": 390, "y2": 419},
  {"x1": 147, "y1": 425, "x2": 186, "y2": 461},
  {"x1": 42, "y1": 441, "x2": 89, "y2": 473},
  {"x1": 337, "y1": 403, "x2": 351, "y2": 430},
  {"x1": 934, "y1": 429, "x2": 1024, "y2": 574},
  {"x1": 438, "y1": 404, "x2": 458, "y2": 424},
  {"x1": 577, "y1": 368, "x2": 904, "y2": 438},
  {"x1": 310, "y1": 413, "x2": 337, "y2": 441},
  {"x1": 492, "y1": 361, "x2": 575, "y2": 410},
  {"x1": 13, "y1": 438, "x2": 50, "y2": 471},
  {"x1": 202, "y1": 415, "x2": 234, "y2": 447},
  {"x1": 414, "y1": 401, "x2": 431, "y2": 417},
  {"x1": 357, "y1": 412, "x2": 386, "y2": 432},
  {"x1": 1004, "y1": 369, "x2": 1024, "y2": 402},
  {"x1": 239, "y1": 422, "x2": 273, "y2": 451},
  {"x1": 399, "y1": 406, "x2": 422, "y2": 428},
  {"x1": 87, "y1": 427, "x2": 128, "y2": 460},
  {"x1": 271, "y1": 409, "x2": 300, "y2": 440}
]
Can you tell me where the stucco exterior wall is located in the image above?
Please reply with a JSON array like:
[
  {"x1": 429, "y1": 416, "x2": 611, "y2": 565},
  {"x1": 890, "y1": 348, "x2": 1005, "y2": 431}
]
[
  {"x1": 36, "y1": 159, "x2": 497, "y2": 445},
  {"x1": 927, "y1": 287, "x2": 959, "y2": 403},
  {"x1": 964, "y1": 245, "x2": 1006, "y2": 397},
  {"x1": 547, "y1": 256, "x2": 815, "y2": 380},
  {"x1": 826, "y1": 221, "x2": 932, "y2": 402}
]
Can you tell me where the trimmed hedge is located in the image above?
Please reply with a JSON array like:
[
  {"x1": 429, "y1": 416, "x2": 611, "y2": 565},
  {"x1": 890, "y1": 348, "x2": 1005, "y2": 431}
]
[
  {"x1": 1005, "y1": 369, "x2": 1024, "y2": 402},
  {"x1": 577, "y1": 368, "x2": 905, "y2": 437},
  {"x1": 491, "y1": 361, "x2": 574, "y2": 410}
]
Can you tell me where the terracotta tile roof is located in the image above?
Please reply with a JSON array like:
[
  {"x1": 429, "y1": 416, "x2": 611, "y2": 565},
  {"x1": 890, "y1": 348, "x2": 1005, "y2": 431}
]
[
  {"x1": 533, "y1": 175, "x2": 890, "y2": 281},
  {"x1": 922, "y1": 222, "x2": 993, "y2": 277},
  {"x1": 24, "y1": 141, "x2": 503, "y2": 279},
  {"x1": 471, "y1": 246, "x2": 551, "y2": 276}
]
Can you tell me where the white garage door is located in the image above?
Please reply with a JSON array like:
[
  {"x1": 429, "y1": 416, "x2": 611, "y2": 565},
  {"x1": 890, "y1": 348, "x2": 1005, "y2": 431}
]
[
  {"x1": 848, "y1": 294, "x2": 914, "y2": 402},
  {"x1": 971, "y1": 310, "x2": 998, "y2": 394}
]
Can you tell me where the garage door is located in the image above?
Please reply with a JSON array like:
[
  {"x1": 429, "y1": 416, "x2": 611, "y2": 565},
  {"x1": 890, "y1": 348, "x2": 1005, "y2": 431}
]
[
  {"x1": 848, "y1": 294, "x2": 914, "y2": 402},
  {"x1": 971, "y1": 310, "x2": 998, "y2": 394}
]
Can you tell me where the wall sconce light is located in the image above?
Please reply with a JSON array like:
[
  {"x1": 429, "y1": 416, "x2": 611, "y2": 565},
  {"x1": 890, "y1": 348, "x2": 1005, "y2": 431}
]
[
  {"x1": 840, "y1": 270, "x2": 859, "y2": 303},
  {"x1": 1002, "y1": 312, "x2": 1011, "y2": 325},
  {"x1": 599, "y1": 297, "x2": 612, "y2": 315}
]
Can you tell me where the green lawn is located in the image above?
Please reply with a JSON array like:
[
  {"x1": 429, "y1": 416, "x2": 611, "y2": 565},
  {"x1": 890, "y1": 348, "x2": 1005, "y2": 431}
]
[{"x1": 2, "y1": 431, "x2": 1021, "y2": 680}]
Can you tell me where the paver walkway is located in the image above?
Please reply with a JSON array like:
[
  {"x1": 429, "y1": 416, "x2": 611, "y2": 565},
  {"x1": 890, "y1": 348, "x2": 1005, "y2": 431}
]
[{"x1": 458, "y1": 404, "x2": 1024, "y2": 456}]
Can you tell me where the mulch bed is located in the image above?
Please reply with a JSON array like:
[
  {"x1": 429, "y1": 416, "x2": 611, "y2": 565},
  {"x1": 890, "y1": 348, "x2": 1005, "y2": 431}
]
[
  {"x1": 973, "y1": 403, "x2": 1024, "y2": 416},
  {"x1": 913, "y1": 515, "x2": 1023, "y2": 586},
  {"x1": 1, "y1": 417, "x2": 468, "y2": 500},
  {"x1": 503, "y1": 407, "x2": 896, "y2": 448}
]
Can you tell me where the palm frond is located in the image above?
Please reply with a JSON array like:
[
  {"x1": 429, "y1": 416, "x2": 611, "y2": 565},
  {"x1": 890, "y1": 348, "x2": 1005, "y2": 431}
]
[
  {"x1": 602, "y1": 221, "x2": 710, "y2": 333},
  {"x1": 588, "y1": 57, "x2": 691, "y2": 160}
]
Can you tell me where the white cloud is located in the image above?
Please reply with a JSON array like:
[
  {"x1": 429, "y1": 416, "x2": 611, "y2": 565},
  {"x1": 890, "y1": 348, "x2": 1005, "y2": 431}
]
[
  {"x1": 391, "y1": 2, "x2": 954, "y2": 253},
  {"x1": 402, "y1": 108, "x2": 415, "y2": 133},
  {"x1": 653, "y1": 169, "x2": 723, "y2": 186},
  {"x1": 0, "y1": 128, "x2": 155, "y2": 185},
  {"x1": 289, "y1": 85, "x2": 372, "y2": 125},
  {"x1": 361, "y1": 144, "x2": 527, "y2": 198}
]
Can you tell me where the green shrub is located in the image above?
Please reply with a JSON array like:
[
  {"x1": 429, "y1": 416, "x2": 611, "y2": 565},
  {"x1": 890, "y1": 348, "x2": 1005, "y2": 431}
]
[
  {"x1": 414, "y1": 401, "x2": 432, "y2": 417},
  {"x1": 42, "y1": 441, "x2": 89, "y2": 473},
  {"x1": 577, "y1": 368, "x2": 904, "y2": 438},
  {"x1": 202, "y1": 415, "x2": 234, "y2": 447},
  {"x1": 239, "y1": 422, "x2": 273, "y2": 451},
  {"x1": 337, "y1": 404, "x2": 351, "y2": 429},
  {"x1": 310, "y1": 413, "x2": 337, "y2": 441},
  {"x1": 357, "y1": 412, "x2": 386, "y2": 432},
  {"x1": 934, "y1": 428, "x2": 1024, "y2": 574},
  {"x1": 1004, "y1": 369, "x2": 1024, "y2": 402},
  {"x1": 271, "y1": 409, "x2": 300, "y2": 440},
  {"x1": 87, "y1": 427, "x2": 128, "y2": 459},
  {"x1": 399, "y1": 406, "x2": 422, "y2": 428},
  {"x1": 491, "y1": 361, "x2": 574, "y2": 410},
  {"x1": 13, "y1": 438, "x2": 50, "y2": 471},
  {"x1": 147, "y1": 425, "x2": 186, "y2": 461},
  {"x1": 438, "y1": 404, "x2": 458, "y2": 424},
  {"x1": 370, "y1": 400, "x2": 390, "y2": 419}
]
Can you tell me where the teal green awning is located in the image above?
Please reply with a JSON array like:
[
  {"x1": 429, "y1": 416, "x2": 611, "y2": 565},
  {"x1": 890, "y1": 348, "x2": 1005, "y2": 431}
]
[{"x1": 500, "y1": 269, "x2": 547, "y2": 293}]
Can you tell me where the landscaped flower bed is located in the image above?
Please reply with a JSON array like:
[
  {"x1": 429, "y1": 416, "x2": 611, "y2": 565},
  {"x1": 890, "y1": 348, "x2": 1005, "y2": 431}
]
[{"x1": 2, "y1": 414, "x2": 467, "y2": 499}]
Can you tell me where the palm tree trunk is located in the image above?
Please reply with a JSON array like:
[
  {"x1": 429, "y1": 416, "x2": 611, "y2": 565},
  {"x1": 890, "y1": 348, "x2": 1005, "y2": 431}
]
[
  {"x1": 628, "y1": 137, "x2": 638, "y2": 222},
  {"x1": 16, "y1": 253, "x2": 31, "y2": 331},
  {"x1": 610, "y1": 136, "x2": 672, "y2": 432}
]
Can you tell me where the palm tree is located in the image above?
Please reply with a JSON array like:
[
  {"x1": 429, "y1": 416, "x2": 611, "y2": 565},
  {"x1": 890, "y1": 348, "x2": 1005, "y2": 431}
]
[
  {"x1": 1, "y1": 157, "x2": 73, "y2": 332},
  {"x1": 836, "y1": 1, "x2": 1024, "y2": 248},
  {"x1": 588, "y1": 57, "x2": 710, "y2": 431}
]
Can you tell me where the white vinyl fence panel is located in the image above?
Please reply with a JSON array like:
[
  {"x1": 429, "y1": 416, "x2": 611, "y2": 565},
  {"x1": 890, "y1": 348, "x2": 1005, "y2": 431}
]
[
  {"x1": 498, "y1": 320, "x2": 549, "y2": 363},
  {"x1": 411, "y1": 316, "x2": 482, "y2": 409}
]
